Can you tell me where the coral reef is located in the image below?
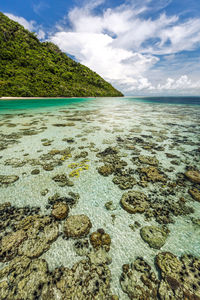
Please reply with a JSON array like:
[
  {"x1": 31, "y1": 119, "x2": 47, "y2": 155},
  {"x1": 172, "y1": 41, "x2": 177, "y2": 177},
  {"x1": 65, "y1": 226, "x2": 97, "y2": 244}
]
[
  {"x1": 98, "y1": 164, "x2": 114, "y2": 176},
  {"x1": 120, "y1": 253, "x2": 200, "y2": 300},
  {"x1": 90, "y1": 229, "x2": 111, "y2": 252},
  {"x1": 120, "y1": 257, "x2": 159, "y2": 299},
  {"x1": 189, "y1": 188, "x2": 200, "y2": 202},
  {"x1": 138, "y1": 155, "x2": 159, "y2": 166},
  {"x1": 48, "y1": 192, "x2": 79, "y2": 208},
  {"x1": 120, "y1": 190, "x2": 149, "y2": 214},
  {"x1": 112, "y1": 175, "x2": 136, "y2": 190},
  {"x1": 52, "y1": 174, "x2": 74, "y2": 187},
  {"x1": 0, "y1": 175, "x2": 19, "y2": 185},
  {"x1": 140, "y1": 226, "x2": 169, "y2": 249},
  {"x1": 139, "y1": 166, "x2": 167, "y2": 183},
  {"x1": 185, "y1": 170, "x2": 200, "y2": 184},
  {"x1": 64, "y1": 215, "x2": 92, "y2": 238},
  {"x1": 51, "y1": 202, "x2": 69, "y2": 220}
]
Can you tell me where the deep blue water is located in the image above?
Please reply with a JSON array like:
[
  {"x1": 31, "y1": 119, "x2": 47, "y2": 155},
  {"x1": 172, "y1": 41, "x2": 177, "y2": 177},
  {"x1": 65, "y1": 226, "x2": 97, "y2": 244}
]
[
  {"x1": 0, "y1": 96, "x2": 200, "y2": 113},
  {"x1": 130, "y1": 96, "x2": 200, "y2": 105}
]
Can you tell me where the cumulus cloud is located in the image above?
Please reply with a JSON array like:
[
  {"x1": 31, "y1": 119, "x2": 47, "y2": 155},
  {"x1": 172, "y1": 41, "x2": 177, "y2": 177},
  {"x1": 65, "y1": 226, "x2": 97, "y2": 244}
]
[
  {"x1": 4, "y1": 13, "x2": 45, "y2": 40},
  {"x1": 49, "y1": 0, "x2": 200, "y2": 94},
  {"x1": 157, "y1": 75, "x2": 200, "y2": 90}
]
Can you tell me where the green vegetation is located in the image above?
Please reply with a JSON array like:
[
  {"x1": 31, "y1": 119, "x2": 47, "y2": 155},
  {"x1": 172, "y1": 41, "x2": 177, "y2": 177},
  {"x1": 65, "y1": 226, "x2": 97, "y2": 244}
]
[{"x1": 0, "y1": 12, "x2": 123, "y2": 97}]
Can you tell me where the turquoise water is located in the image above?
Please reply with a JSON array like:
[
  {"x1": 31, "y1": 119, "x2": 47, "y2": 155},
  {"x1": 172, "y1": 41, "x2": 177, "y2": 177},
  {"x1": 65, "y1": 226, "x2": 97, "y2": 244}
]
[
  {"x1": 0, "y1": 96, "x2": 200, "y2": 114},
  {"x1": 0, "y1": 97, "x2": 200, "y2": 299},
  {"x1": 0, "y1": 97, "x2": 94, "y2": 112}
]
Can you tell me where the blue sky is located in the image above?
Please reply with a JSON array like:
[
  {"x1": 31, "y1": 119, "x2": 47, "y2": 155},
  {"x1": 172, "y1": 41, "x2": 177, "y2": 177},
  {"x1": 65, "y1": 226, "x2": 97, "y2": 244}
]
[{"x1": 1, "y1": 0, "x2": 200, "y2": 95}]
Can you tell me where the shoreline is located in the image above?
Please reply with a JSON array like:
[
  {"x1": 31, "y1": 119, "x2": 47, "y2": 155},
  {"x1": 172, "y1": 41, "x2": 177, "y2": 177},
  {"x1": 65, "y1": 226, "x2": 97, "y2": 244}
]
[
  {"x1": 1, "y1": 95, "x2": 199, "y2": 100},
  {"x1": 0, "y1": 97, "x2": 77, "y2": 100},
  {"x1": 0, "y1": 96, "x2": 124, "y2": 100}
]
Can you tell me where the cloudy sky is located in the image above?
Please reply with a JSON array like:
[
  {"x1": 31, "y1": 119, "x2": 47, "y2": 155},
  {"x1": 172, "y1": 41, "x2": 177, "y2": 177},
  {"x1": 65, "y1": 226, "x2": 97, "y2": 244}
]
[{"x1": 1, "y1": 0, "x2": 200, "y2": 95}]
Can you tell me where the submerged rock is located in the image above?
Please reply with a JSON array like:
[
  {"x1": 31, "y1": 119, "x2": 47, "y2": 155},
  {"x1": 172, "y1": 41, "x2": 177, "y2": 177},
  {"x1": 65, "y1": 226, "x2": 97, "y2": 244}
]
[
  {"x1": 0, "y1": 203, "x2": 41, "y2": 233},
  {"x1": 51, "y1": 202, "x2": 69, "y2": 220},
  {"x1": 0, "y1": 229, "x2": 27, "y2": 262},
  {"x1": 98, "y1": 164, "x2": 114, "y2": 176},
  {"x1": 64, "y1": 214, "x2": 92, "y2": 238},
  {"x1": 74, "y1": 151, "x2": 88, "y2": 160},
  {"x1": 105, "y1": 201, "x2": 117, "y2": 211},
  {"x1": 139, "y1": 166, "x2": 167, "y2": 182},
  {"x1": 41, "y1": 188, "x2": 49, "y2": 196},
  {"x1": 120, "y1": 190, "x2": 149, "y2": 214},
  {"x1": 0, "y1": 202, "x2": 113, "y2": 299},
  {"x1": 42, "y1": 164, "x2": 54, "y2": 171},
  {"x1": 0, "y1": 256, "x2": 50, "y2": 300},
  {"x1": 5, "y1": 158, "x2": 26, "y2": 168},
  {"x1": 74, "y1": 239, "x2": 90, "y2": 256},
  {"x1": 31, "y1": 169, "x2": 40, "y2": 175},
  {"x1": 138, "y1": 155, "x2": 159, "y2": 166},
  {"x1": 156, "y1": 252, "x2": 200, "y2": 299},
  {"x1": 112, "y1": 175, "x2": 136, "y2": 190},
  {"x1": 149, "y1": 197, "x2": 194, "y2": 225},
  {"x1": 166, "y1": 153, "x2": 178, "y2": 158},
  {"x1": 48, "y1": 192, "x2": 79, "y2": 207},
  {"x1": 120, "y1": 257, "x2": 159, "y2": 299},
  {"x1": 120, "y1": 252, "x2": 200, "y2": 300},
  {"x1": 0, "y1": 215, "x2": 60, "y2": 260},
  {"x1": 129, "y1": 221, "x2": 141, "y2": 232},
  {"x1": 156, "y1": 252, "x2": 182, "y2": 275},
  {"x1": 0, "y1": 175, "x2": 19, "y2": 185},
  {"x1": 90, "y1": 229, "x2": 111, "y2": 252},
  {"x1": 52, "y1": 123, "x2": 69, "y2": 127},
  {"x1": 189, "y1": 188, "x2": 200, "y2": 202},
  {"x1": 52, "y1": 174, "x2": 74, "y2": 187},
  {"x1": 53, "y1": 257, "x2": 113, "y2": 299},
  {"x1": 88, "y1": 247, "x2": 112, "y2": 265},
  {"x1": 17, "y1": 216, "x2": 59, "y2": 258},
  {"x1": 185, "y1": 170, "x2": 200, "y2": 184},
  {"x1": 98, "y1": 147, "x2": 118, "y2": 157},
  {"x1": 140, "y1": 226, "x2": 169, "y2": 249},
  {"x1": 0, "y1": 201, "x2": 11, "y2": 212},
  {"x1": 191, "y1": 217, "x2": 200, "y2": 226},
  {"x1": 42, "y1": 141, "x2": 52, "y2": 146}
]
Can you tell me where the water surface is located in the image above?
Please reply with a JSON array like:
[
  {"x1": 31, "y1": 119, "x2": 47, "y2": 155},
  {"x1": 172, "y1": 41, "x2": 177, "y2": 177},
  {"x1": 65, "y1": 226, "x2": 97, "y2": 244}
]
[{"x1": 0, "y1": 96, "x2": 200, "y2": 299}]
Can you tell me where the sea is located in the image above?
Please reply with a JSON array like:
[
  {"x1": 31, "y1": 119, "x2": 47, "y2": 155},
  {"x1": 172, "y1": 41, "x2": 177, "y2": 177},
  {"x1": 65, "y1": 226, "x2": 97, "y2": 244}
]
[{"x1": 0, "y1": 96, "x2": 200, "y2": 299}]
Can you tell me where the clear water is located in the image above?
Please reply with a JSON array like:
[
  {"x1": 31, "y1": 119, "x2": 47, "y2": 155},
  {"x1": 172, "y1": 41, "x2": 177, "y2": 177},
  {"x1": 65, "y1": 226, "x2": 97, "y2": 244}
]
[
  {"x1": 0, "y1": 96, "x2": 200, "y2": 299},
  {"x1": 0, "y1": 96, "x2": 200, "y2": 113}
]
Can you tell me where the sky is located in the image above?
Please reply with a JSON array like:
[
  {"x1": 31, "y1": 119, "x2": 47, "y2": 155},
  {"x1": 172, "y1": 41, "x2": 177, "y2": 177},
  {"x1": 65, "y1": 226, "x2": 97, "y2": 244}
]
[{"x1": 1, "y1": 0, "x2": 200, "y2": 96}]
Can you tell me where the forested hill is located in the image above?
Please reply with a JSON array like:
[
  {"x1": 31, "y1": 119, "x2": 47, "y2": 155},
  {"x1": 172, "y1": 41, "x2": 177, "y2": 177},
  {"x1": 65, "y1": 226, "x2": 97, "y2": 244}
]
[{"x1": 0, "y1": 12, "x2": 123, "y2": 97}]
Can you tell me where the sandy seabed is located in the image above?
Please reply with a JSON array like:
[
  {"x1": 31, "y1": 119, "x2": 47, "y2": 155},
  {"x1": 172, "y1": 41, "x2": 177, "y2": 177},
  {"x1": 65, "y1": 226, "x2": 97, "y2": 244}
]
[{"x1": 0, "y1": 97, "x2": 200, "y2": 299}]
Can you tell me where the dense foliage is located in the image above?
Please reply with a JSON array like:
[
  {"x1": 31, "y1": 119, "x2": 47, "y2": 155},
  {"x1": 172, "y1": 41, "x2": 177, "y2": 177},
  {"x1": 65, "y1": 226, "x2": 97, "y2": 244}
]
[{"x1": 0, "y1": 13, "x2": 123, "y2": 97}]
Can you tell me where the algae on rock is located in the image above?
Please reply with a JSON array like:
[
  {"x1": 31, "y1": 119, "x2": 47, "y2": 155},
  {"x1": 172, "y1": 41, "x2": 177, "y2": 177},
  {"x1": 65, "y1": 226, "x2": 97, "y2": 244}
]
[{"x1": 140, "y1": 226, "x2": 169, "y2": 249}]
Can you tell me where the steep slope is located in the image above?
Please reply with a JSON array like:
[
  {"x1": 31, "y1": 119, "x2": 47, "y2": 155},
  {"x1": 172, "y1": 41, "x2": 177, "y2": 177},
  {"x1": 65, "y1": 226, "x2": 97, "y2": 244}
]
[{"x1": 0, "y1": 12, "x2": 123, "y2": 97}]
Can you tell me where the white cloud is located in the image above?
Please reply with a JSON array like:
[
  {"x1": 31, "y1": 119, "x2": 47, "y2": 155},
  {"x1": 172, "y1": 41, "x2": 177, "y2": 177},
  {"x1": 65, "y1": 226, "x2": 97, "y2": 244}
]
[
  {"x1": 4, "y1": 13, "x2": 45, "y2": 40},
  {"x1": 33, "y1": 1, "x2": 50, "y2": 15},
  {"x1": 50, "y1": 30, "x2": 158, "y2": 91},
  {"x1": 152, "y1": 18, "x2": 200, "y2": 55},
  {"x1": 157, "y1": 75, "x2": 200, "y2": 90},
  {"x1": 49, "y1": 1, "x2": 200, "y2": 94},
  {"x1": 4, "y1": 13, "x2": 35, "y2": 31},
  {"x1": 5, "y1": 1, "x2": 200, "y2": 95},
  {"x1": 37, "y1": 29, "x2": 46, "y2": 40}
]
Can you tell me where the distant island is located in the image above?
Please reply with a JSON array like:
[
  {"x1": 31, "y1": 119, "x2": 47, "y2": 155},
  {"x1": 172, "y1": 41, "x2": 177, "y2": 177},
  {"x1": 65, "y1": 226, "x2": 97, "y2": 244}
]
[{"x1": 0, "y1": 12, "x2": 123, "y2": 98}]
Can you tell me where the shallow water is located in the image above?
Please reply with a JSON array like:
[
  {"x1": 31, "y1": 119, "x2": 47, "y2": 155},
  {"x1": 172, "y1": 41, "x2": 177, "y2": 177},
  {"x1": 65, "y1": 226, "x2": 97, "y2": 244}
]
[{"x1": 0, "y1": 97, "x2": 200, "y2": 299}]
